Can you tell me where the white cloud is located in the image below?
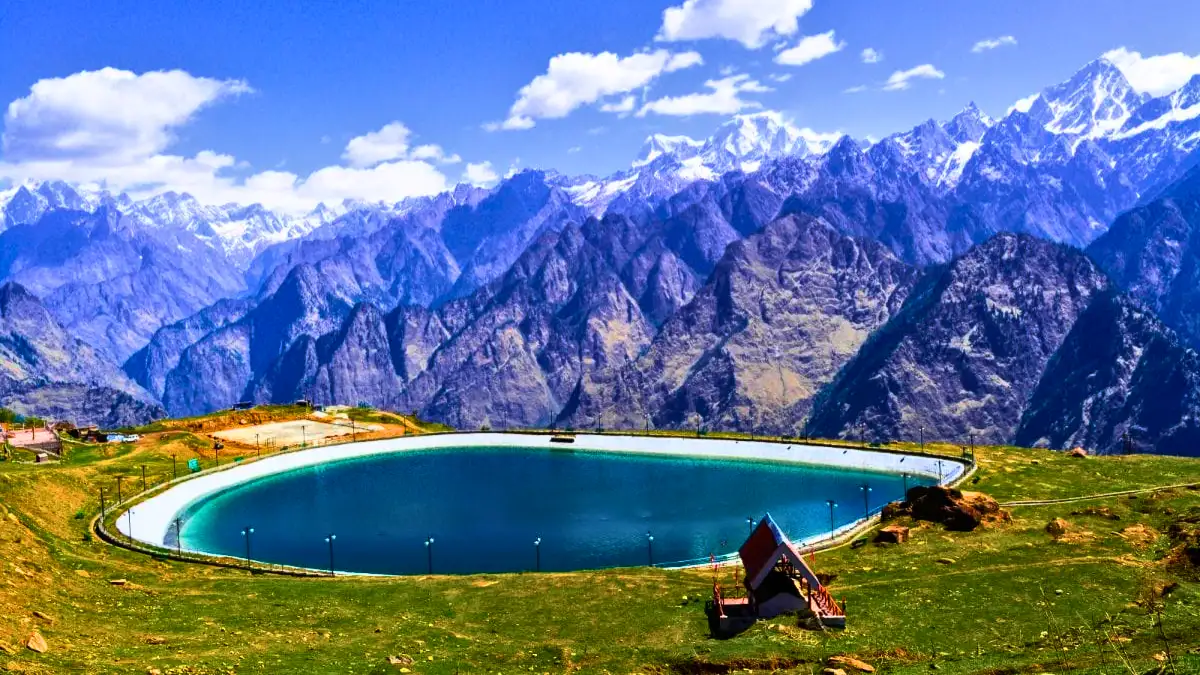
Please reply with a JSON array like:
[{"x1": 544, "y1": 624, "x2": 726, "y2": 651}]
[
  {"x1": 600, "y1": 95, "x2": 637, "y2": 114},
  {"x1": 768, "y1": 73, "x2": 793, "y2": 83},
  {"x1": 971, "y1": 36, "x2": 1017, "y2": 53},
  {"x1": 2, "y1": 67, "x2": 250, "y2": 162},
  {"x1": 843, "y1": 85, "x2": 868, "y2": 94},
  {"x1": 656, "y1": 0, "x2": 815, "y2": 49},
  {"x1": 0, "y1": 68, "x2": 484, "y2": 214},
  {"x1": 637, "y1": 74, "x2": 771, "y2": 117},
  {"x1": 463, "y1": 161, "x2": 499, "y2": 187},
  {"x1": 860, "y1": 48, "x2": 882, "y2": 64},
  {"x1": 883, "y1": 64, "x2": 945, "y2": 91},
  {"x1": 567, "y1": 146, "x2": 582, "y2": 154},
  {"x1": 1103, "y1": 47, "x2": 1200, "y2": 96},
  {"x1": 341, "y1": 122, "x2": 411, "y2": 167},
  {"x1": 1008, "y1": 92, "x2": 1040, "y2": 115},
  {"x1": 488, "y1": 50, "x2": 703, "y2": 130},
  {"x1": 342, "y1": 122, "x2": 460, "y2": 167},
  {"x1": 775, "y1": 30, "x2": 845, "y2": 67}
]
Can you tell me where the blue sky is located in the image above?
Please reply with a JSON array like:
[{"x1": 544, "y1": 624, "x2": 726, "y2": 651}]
[{"x1": 2, "y1": 0, "x2": 1199, "y2": 212}]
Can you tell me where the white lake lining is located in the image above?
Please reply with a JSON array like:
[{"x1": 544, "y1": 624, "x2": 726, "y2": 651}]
[{"x1": 116, "y1": 432, "x2": 968, "y2": 565}]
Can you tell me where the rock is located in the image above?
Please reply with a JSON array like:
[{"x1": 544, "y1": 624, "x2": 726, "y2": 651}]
[
  {"x1": 1067, "y1": 447, "x2": 1089, "y2": 458},
  {"x1": 387, "y1": 654, "x2": 414, "y2": 666},
  {"x1": 148, "y1": 669, "x2": 162, "y2": 675},
  {"x1": 1046, "y1": 518, "x2": 1072, "y2": 538},
  {"x1": 874, "y1": 525, "x2": 910, "y2": 544},
  {"x1": 828, "y1": 655, "x2": 876, "y2": 673},
  {"x1": 892, "y1": 486, "x2": 1007, "y2": 532},
  {"x1": 936, "y1": 558, "x2": 956, "y2": 565},
  {"x1": 144, "y1": 636, "x2": 167, "y2": 645},
  {"x1": 108, "y1": 578, "x2": 128, "y2": 586},
  {"x1": 822, "y1": 669, "x2": 848, "y2": 675},
  {"x1": 31, "y1": 611, "x2": 53, "y2": 623},
  {"x1": 74, "y1": 569, "x2": 90, "y2": 577},
  {"x1": 25, "y1": 630, "x2": 47, "y2": 653}
]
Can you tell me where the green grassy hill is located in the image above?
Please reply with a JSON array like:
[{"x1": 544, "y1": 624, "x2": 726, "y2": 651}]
[{"x1": 1, "y1": 421, "x2": 1199, "y2": 674}]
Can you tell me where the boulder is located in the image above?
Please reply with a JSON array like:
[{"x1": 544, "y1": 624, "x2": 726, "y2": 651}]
[
  {"x1": 1067, "y1": 447, "x2": 1089, "y2": 458},
  {"x1": 1046, "y1": 518, "x2": 1072, "y2": 538},
  {"x1": 25, "y1": 630, "x2": 47, "y2": 653},
  {"x1": 822, "y1": 669, "x2": 847, "y2": 675},
  {"x1": 874, "y1": 525, "x2": 910, "y2": 544},
  {"x1": 897, "y1": 486, "x2": 1007, "y2": 532}
]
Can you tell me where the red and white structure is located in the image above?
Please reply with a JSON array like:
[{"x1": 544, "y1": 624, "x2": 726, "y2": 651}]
[{"x1": 713, "y1": 513, "x2": 845, "y2": 631}]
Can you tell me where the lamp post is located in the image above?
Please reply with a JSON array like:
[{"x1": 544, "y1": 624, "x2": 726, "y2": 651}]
[
  {"x1": 256, "y1": 433, "x2": 261, "y2": 457},
  {"x1": 171, "y1": 454, "x2": 177, "y2": 479},
  {"x1": 860, "y1": 483, "x2": 873, "y2": 519},
  {"x1": 902, "y1": 472, "x2": 910, "y2": 497},
  {"x1": 175, "y1": 518, "x2": 183, "y2": 555},
  {"x1": 325, "y1": 534, "x2": 336, "y2": 576},
  {"x1": 126, "y1": 507, "x2": 133, "y2": 542},
  {"x1": 646, "y1": 532, "x2": 654, "y2": 566},
  {"x1": 241, "y1": 526, "x2": 254, "y2": 562},
  {"x1": 115, "y1": 475, "x2": 124, "y2": 503},
  {"x1": 425, "y1": 536, "x2": 435, "y2": 574},
  {"x1": 140, "y1": 464, "x2": 147, "y2": 492},
  {"x1": 746, "y1": 516, "x2": 754, "y2": 535},
  {"x1": 534, "y1": 537, "x2": 541, "y2": 572},
  {"x1": 644, "y1": 413, "x2": 651, "y2": 436},
  {"x1": 969, "y1": 432, "x2": 975, "y2": 455},
  {"x1": 920, "y1": 426, "x2": 925, "y2": 452},
  {"x1": 99, "y1": 487, "x2": 106, "y2": 517},
  {"x1": 826, "y1": 500, "x2": 837, "y2": 540},
  {"x1": 938, "y1": 459, "x2": 944, "y2": 483},
  {"x1": 302, "y1": 425, "x2": 307, "y2": 448}
]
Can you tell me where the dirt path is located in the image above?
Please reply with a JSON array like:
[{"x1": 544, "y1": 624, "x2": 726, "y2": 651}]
[{"x1": 1000, "y1": 482, "x2": 1200, "y2": 507}]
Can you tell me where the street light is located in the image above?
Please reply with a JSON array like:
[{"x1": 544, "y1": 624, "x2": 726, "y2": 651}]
[
  {"x1": 425, "y1": 536, "x2": 435, "y2": 574},
  {"x1": 171, "y1": 454, "x2": 177, "y2": 479},
  {"x1": 241, "y1": 526, "x2": 255, "y2": 561},
  {"x1": 920, "y1": 426, "x2": 925, "y2": 452},
  {"x1": 141, "y1": 464, "x2": 147, "y2": 492},
  {"x1": 174, "y1": 518, "x2": 183, "y2": 555},
  {"x1": 325, "y1": 534, "x2": 337, "y2": 576},
  {"x1": 826, "y1": 500, "x2": 838, "y2": 540},
  {"x1": 647, "y1": 531, "x2": 655, "y2": 566},
  {"x1": 115, "y1": 475, "x2": 124, "y2": 503},
  {"x1": 534, "y1": 537, "x2": 542, "y2": 572},
  {"x1": 302, "y1": 425, "x2": 307, "y2": 448},
  {"x1": 860, "y1": 483, "x2": 873, "y2": 519},
  {"x1": 256, "y1": 433, "x2": 261, "y2": 457},
  {"x1": 902, "y1": 472, "x2": 910, "y2": 497},
  {"x1": 746, "y1": 516, "x2": 755, "y2": 535},
  {"x1": 938, "y1": 460, "x2": 944, "y2": 483}
]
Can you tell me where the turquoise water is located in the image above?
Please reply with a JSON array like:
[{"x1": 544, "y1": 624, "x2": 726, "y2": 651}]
[{"x1": 177, "y1": 446, "x2": 930, "y2": 574}]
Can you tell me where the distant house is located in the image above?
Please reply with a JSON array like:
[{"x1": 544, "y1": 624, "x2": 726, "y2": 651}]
[{"x1": 712, "y1": 514, "x2": 846, "y2": 632}]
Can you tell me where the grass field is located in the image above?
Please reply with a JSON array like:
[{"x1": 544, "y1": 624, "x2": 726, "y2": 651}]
[{"x1": 1, "y1": 411, "x2": 1199, "y2": 674}]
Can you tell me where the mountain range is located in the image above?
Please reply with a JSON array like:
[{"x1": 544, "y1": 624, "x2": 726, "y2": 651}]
[{"x1": 3, "y1": 54, "x2": 1200, "y2": 454}]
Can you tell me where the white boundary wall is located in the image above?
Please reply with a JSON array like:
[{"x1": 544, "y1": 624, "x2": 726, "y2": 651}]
[{"x1": 117, "y1": 433, "x2": 967, "y2": 554}]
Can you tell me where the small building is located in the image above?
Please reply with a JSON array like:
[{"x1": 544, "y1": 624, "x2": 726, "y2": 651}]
[{"x1": 712, "y1": 514, "x2": 846, "y2": 632}]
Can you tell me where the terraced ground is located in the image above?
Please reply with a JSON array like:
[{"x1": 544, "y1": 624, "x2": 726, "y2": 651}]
[{"x1": 1, "y1": 411, "x2": 1199, "y2": 674}]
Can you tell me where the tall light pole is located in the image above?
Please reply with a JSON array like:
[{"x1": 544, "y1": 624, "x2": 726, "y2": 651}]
[
  {"x1": 826, "y1": 500, "x2": 837, "y2": 540},
  {"x1": 938, "y1": 460, "x2": 944, "y2": 483},
  {"x1": 171, "y1": 454, "x2": 177, "y2": 479},
  {"x1": 115, "y1": 475, "x2": 124, "y2": 503},
  {"x1": 425, "y1": 536, "x2": 435, "y2": 574},
  {"x1": 256, "y1": 433, "x2": 261, "y2": 457},
  {"x1": 746, "y1": 516, "x2": 754, "y2": 535},
  {"x1": 140, "y1": 464, "x2": 147, "y2": 492},
  {"x1": 302, "y1": 425, "x2": 307, "y2": 448},
  {"x1": 99, "y1": 487, "x2": 106, "y2": 518},
  {"x1": 646, "y1": 532, "x2": 654, "y2": 566},
  {"x1": 175, "y1": 518, "x2": 183, "y2": 555},
  {"x1": 920, "y1": 426, "x2": 925, "y2": 452},
  {"x1": 325, "y1": 534, "x2": 336, "y2": 576},
  {"x1": 902, "y1": 472, "x2": 910, "y2": 497},
  {"x1": 242, "y1": 526, "x2": 254, "y2": 562},
  {"x1": 860, "y1": 483, "x2": 873, "y2": 519},
  {"x1": 534, "y1": 537, "x2": 541, "y2": 572}
]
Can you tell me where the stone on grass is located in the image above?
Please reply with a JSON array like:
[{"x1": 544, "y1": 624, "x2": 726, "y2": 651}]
[
  {"x1": 822, "y1": 669, "x2": 847, "y2": 675},
  {"x1": 1046, "y1": 518, "x2": 1071, "y2": 538},
  {"x1": 890, "y1": 486, "x2": 1008, "y2": 532},
  {"x1": 1067, "y1": 447, "x2": 1089, "y2": 458},
  {"x1": 874, "y1": 525, "x2": 910, "y2": 544},
  {"x1": 108, "y1": 578, "x2": 128, "y2": 586},
  {"x1": 828, "y1": 655, "x2": 876, "y2": 672},
  {"x1": 25, "y1": 630, "x2": 47, "y2": 653}
]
